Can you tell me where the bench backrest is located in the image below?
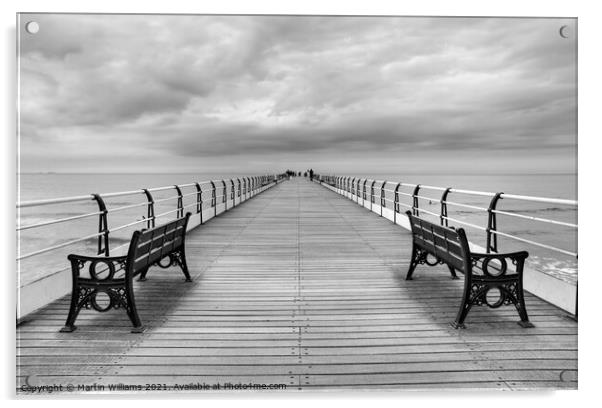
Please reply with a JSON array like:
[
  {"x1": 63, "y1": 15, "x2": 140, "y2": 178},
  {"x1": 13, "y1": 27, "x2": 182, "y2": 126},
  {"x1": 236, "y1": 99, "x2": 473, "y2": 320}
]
[
  {"x1": 126, "y1": 213, "x2": 191, "y2": 278},
  {"x1": 405, "y1": 211, "x2": 471, "y2": 274}
]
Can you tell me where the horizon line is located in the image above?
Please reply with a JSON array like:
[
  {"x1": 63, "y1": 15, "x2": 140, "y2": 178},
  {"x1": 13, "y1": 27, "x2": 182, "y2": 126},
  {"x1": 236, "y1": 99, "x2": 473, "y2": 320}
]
[{"x1": 17, "y1": 171, "x2": 578, "y2": 176}]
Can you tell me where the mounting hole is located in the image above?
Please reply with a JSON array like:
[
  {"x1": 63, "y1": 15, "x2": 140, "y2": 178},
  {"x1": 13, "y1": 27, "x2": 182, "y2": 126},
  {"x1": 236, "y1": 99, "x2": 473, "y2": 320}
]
[
  {"x1": 91, "y1": 292, "x2": 112, "y2": 312},
  {"x1": 25, "y1": 21, "x2": 40, "y2": 34},
  {"x1": 482, "y1": 257, "x2": 507, "y2": 277},
  {"x1": 89, "y1": 260, "x2": 115, "y2": 280},
  {"x1": 425, "y1": 253, "x2": 440, "y2": 266},
  {"x1": 485, "y1": 287, "x2": 504, "y2": 308},
  {"x1": 559, "y1": 25, "x2": 571, "y2": 39}
]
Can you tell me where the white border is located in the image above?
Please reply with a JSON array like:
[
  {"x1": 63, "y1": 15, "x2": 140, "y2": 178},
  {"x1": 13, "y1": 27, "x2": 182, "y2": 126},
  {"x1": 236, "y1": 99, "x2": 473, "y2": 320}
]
[{"x1": 3, "y1": 0, "x2": 601, "y2": 405}]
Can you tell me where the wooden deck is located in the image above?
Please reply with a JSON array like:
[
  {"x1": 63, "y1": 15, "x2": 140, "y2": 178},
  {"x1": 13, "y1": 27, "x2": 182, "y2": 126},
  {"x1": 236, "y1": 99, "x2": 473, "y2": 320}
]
[{"x1": 16, "y1": 178, "x2": 577, "y2": 392}]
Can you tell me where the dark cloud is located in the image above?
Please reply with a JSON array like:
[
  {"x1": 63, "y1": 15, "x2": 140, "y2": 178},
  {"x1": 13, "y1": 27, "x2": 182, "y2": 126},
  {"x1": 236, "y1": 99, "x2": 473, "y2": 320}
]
[{"x1": 18, "y1": 15, "x2": 576, "y2": 173}]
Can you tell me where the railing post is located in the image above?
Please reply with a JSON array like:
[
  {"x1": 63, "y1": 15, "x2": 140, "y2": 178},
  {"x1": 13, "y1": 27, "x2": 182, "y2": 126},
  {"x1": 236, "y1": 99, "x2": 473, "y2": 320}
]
[
  {"x1": 380, "y1": 181, "x2": 387, "y2": 216},
  {"x1": 242, "y1": 178, "x2": 247, "y2": 200},
  {"x1": 362, "y1": 179, "x2": 368, "y2": 206},
  {"x1": 393, "y1": 183, "x2": 401, "y2": 224},
  {"x1": 357, "y1": 179, "x2": 361, "y2": 204},
  {"x1": 194, "y1": 182, "x2": 203, "y2": 225},
  {"x1": 486, "y1": 192, "x2": 503, "y2": 253},
  {"x1": 440, "y1": 187, "x2": 452, "y2": 227},
  {"x1": 92, "y1": 194, "x2": 109, "y2": 256},
  {"x1": 412, "y1": 184, "x2": 421, "y2": 216},
  {"x1": 230, "y1": 180, "x2": 235, "y2": 206},
  {"x1": 351, "y1": 177, "x2": 355, "y2": 200},
  {"x1": 210, "y1": 181, "x2": 217, "y2": 217},
  {"x1": 222, "y1": 180, "x2": 227, "y2": 211},
  {"x1": 142, "y1": 189, "x2": 155, "y2": 229},
  {"x1": 370, "y1": 180, "x2": 376, "y2": 211},
  {"x1": 174, "y1": 185, "x2": 184, "y2": 218}
]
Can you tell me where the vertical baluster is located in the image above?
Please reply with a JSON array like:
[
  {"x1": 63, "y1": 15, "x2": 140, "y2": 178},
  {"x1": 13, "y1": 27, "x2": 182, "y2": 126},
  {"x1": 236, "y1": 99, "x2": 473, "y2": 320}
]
[
  {"x1": 93, "y1": 194, "x2": 109, "y2": 256},
  {"x1": 222, "y1": 180, "x2": 227, "y2": 211},
  {"x1": 393, "y1": 183, "x2": 401, "y2": 224},
  {"x1": 412, "y1": 185, "x2": 421, "y2": 216},
  {"x1": 195, "y1": 183, "x2": 203, "y2": 225},
  {"x1": 380, "y1": 180, "x2": 387, "y2": 216},
  {"x1": 440, "y1": 187, "x2": 452, "y2": 227},
  {"x1": 362, "y1": 179, "x2": 367, "y2": 206},
  {"x1": 210, "y1": 181, "x2": 217, "y2": 217},
  {"x1": 486, "y1": 192, "x2": 503, "y2": 253},
  {"x1": 370, "y1": 180, "x2": 376, "y2": 212},
  {"x1": 174, "y1": 185, "x2": 183, "y2": 219},
  {"x1": 142, "y1": 189, "x2": 155, "y2": 229}
]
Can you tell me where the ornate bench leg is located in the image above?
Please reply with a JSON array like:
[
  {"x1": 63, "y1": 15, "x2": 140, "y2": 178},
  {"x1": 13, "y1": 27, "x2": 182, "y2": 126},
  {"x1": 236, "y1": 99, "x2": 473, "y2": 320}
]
[
  {"x1": 448, "y1": 266, "x2": 459, "y2": 279},
  {"x1": 451, "y1": 281, "x2": 474, "y2": 329},
  {"x1": 514, "y1": 283, "x2": 534, "y2": 328},
  {"x1": 450, "y1": 303, "x2": 470, "y2": 329},
  {"x1": 60, "y1": 261, "x2": 89, "y2": 333},
  {"x1": 138, "y1": 266, "x2": 150, "y2": 281},
  {"x1": 124, "y1": 282, "x2": 144, "y2": 333},
  {"x1": 60, "y1": 287, "x2": 82, "y2": 333},
  {"x1": 175, "y1": 248, "x2": 192, "y2": 282},
  {"x1": 405, "y1": 244, "x2": 421, "y2": 280}
]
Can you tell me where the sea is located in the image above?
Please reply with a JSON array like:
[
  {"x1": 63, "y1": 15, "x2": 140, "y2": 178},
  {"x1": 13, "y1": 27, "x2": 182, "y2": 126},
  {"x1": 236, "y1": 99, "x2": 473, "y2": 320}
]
[{"x1": 17, "y1": 173, "x2": 577, "y2": 287}]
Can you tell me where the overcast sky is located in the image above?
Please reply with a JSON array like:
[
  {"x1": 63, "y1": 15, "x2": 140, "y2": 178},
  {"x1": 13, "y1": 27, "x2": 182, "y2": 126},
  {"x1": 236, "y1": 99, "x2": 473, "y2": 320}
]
[{"x1": 18, "y1": 14, "x2": 576, "y2": 174}]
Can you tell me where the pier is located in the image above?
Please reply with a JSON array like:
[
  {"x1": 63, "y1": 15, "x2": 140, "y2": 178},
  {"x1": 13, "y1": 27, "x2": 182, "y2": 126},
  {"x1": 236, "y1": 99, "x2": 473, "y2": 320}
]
[{"x1": 17, "y1": 178, "x2": 577, "y2": 391}]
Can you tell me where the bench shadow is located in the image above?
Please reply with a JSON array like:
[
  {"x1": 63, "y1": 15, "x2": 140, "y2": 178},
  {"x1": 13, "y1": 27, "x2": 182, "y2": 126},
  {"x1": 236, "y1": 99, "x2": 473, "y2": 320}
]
[{"x1": 47, "y1": 266, "x2": 198, "y2": 337}]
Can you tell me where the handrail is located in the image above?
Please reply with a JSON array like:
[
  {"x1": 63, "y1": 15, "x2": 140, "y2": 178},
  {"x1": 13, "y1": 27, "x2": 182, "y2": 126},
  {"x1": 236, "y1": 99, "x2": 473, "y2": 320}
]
[
  {"x1": 17, "y1": 174, "x2": 287, "y2": 266},
  {"x1": 17, "y1": 210, "x2": 102, "y2": 231},
  {"x1": 316, "y1": 174, "x2": 577, "y2": 258}
]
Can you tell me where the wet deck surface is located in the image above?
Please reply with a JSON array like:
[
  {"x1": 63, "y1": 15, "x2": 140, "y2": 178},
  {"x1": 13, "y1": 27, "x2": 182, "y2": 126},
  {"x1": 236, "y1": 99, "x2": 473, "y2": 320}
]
[{"x1": 17, "y1": 178, "x2": 577, "y2": 392}]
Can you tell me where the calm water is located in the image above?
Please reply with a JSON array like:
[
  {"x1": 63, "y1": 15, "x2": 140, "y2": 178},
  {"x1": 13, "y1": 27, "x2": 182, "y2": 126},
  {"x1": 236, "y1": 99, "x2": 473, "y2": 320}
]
[{"x1": 17, "y1": 173, "x2": 577, "y2": 286}]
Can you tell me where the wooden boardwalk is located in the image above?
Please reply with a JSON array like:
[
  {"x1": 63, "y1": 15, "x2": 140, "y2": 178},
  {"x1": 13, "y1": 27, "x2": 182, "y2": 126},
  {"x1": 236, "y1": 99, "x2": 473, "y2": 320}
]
[{"x1": 16, "y1": 179, "x2": 577, "y2": 392}]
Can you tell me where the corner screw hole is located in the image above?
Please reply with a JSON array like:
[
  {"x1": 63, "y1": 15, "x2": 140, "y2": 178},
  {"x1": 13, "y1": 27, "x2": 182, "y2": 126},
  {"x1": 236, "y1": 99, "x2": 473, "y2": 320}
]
[{"x1": 25, "y1": 21, "x2": 40, "y2": 34}]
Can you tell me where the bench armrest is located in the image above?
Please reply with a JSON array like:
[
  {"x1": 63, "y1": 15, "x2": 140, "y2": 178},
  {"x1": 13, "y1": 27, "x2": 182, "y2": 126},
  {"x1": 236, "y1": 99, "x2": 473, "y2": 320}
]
[
  {"x1": 470, "y1": 251, "x2": 529, "y2": 262},
  {"x1": 68, "y1": 254, "x2": 127, "y2": 263},
  {"x1": 469, "y1": 251, "x2": 528, "y2": 277},
  {"x1": 67, "y1": 254, "x2": 128, "y2": 280}
]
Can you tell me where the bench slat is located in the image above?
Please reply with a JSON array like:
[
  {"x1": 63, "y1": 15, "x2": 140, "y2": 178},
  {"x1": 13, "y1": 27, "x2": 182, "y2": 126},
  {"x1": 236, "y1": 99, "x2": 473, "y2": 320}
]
[{"x1": 131, "y1": 221, "x2": 187, "y2": 274}]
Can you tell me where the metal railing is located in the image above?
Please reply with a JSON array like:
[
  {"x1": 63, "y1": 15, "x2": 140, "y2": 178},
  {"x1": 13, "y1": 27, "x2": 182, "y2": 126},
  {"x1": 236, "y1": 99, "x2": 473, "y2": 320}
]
[
  {"x1": 315, "y1": 174, "x2": 577, "y2": 258},
  {"x1": 17, "y1": 174, "x2": 286, "y2": 263}
]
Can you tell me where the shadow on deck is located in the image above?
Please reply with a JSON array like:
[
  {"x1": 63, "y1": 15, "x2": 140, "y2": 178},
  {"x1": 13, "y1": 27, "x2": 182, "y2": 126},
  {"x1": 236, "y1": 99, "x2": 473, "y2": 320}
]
[{"x1": 16, "y1": 178, "x2": 577, "y2": 392}]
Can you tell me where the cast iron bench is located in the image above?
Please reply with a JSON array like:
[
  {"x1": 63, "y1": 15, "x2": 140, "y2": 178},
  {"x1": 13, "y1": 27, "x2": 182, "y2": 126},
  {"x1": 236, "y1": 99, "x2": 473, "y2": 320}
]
[
  {"x1": 405, "y1": 211, "x2": 533, "y2": 329},
  {"x1": 60, "y1": 213, "x2": 192, "y2": 333}
]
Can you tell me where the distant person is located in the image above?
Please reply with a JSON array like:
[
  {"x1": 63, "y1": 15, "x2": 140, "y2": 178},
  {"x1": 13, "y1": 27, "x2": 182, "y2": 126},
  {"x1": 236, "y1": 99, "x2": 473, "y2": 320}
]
[
  {"x1": 309, "y1": 169, "x2": 314, "y2": 181},
  {"x1": 298, "y1": 172, "x2": 301, "y2": 176},
  {"x1": 304, "y1": 172, "x2": 307, "y2": 177}
]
